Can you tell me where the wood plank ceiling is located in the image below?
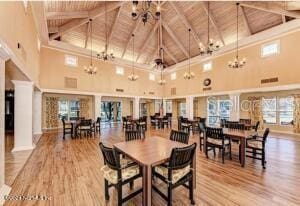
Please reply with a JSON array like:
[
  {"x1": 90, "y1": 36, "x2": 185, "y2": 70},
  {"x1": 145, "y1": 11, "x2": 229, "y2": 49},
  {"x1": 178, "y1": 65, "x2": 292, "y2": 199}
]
[{"x1": 44, "y1": 1, "x2": 300, "y2": 68}]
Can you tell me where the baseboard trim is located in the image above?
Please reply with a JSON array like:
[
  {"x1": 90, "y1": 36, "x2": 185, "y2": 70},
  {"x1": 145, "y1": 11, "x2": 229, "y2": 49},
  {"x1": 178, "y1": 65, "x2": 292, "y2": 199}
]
[
  {"x1": 11, "y1": 144, "x2": 36, "y2": 152},
  {"x1": 0, "y1": 184, "x2": 11, "y2": 205}
]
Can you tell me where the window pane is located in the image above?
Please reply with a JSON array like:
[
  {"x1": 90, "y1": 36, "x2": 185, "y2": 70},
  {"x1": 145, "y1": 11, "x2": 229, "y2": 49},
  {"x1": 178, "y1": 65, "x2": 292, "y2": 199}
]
[
  {"x1": 58, "y1": 100, "x2": 69, "y2": 120},
  {"x1": 69, "y1": 100, "x2": 80, "y2": 120},
  {"x1": 262, "y1": 97, "x2": 277, "y2": 124},
  {"x1": 263, "y1": 111, "x2": 277, "y2": 124},
  {"x1": 261, "y1": 41, "x2": 279, "y2": 57},
  {"x1": 279, "y1": 97, "x2": 294, "y2": 125}
]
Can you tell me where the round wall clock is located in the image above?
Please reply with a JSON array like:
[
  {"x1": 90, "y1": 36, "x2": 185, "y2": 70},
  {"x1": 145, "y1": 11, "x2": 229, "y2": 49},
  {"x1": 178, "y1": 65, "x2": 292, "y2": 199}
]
[{"x1": 203, "y1": 78, "x2": 211, "y2": 87}]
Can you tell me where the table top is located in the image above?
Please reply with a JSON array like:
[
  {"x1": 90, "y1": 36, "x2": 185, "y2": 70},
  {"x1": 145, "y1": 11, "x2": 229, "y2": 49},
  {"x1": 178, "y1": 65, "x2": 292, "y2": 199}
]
[
  {"x1": 114, "y1": 136, "x2": 188, "y2": 166},
  {"x1": 223, "y1": 128, "x2": 257, "y2": 139}
]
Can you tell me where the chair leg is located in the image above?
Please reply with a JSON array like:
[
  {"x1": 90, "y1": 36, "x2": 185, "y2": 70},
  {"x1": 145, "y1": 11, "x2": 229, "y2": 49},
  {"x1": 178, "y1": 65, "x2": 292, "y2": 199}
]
[
  {"x1": 189, "y1": 179, "x2": 195, "y2": 205},
  {"x1": 229, "y1": 144, "x2": 232, "y2": 160},
  {"x1": 213, "y1": 148, "x2": 216, "y2": 157},
  {"x1": 167, "y1": 185, "x2": 172, "y2": 206},
  {"x1": 63, "y1": 130, "x2": 65, "y2": 140},
  {"x1": 222, "y1": 148, "x2": 225, "y2": 164},
  {"x1": 117, "y1": 183, "x2": 122, "y2": 206},
  {"x1": 129, "y1": 181, "x2": 134, "y2": 190},
  {"x1": 262, "y1": 150, "x2": 266, "y2": 169},
  {"x1": 199, "y1": 138, "x2": 202, "y2": 151},
  {"x1": 104, "y1": 180, "x2": 110, "y2": 201},
  {"x1": 205, "y1": 145, "x2": 208, "y2": 158}
]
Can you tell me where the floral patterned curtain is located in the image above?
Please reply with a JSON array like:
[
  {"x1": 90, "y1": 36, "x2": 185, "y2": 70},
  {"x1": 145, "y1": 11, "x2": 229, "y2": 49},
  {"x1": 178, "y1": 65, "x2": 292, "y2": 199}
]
[
  {"x1": 248, "y1": 96, "x2": 264, "y2": 130},
  {"x1": 45, "y1": 97, "x2": 59, "y2": 128},
  {"x1": 79, "y1": 98, "x2": 90, "y2": 118},
  {"x1": 293, "y1": 95, "x2": 300, "y2": 133}
]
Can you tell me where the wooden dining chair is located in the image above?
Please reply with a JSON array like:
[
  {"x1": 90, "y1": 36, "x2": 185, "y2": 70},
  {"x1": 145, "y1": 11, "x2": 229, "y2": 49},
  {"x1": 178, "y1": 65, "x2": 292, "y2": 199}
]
[
  {"x1": 78, "y1": 119, "x2": 93, "y2": 138},
  {"x1": 125, "y1": 130, "x2": 143, "y2": 141},
  {"x1": 152, "y1": 143, "x2": 197, "y2": 206},
  {"x1": 95, "y1": 117, "x2": 101, "y2": 134},
  {"x1": 99, "y1": 143, "x2": 143, "y2": 206},
  {"x1": 205, "y1": 127, "x2": 231, "y2": 163},
  {"x1": 198, "y1": 122, "x2": 206, "y2": 151},
  {"x1": 62, "y1": 118, "x2": 73, "y2": 139},
  {"x1": 253, "y1": 121, "x2": 260, "y2": 132},
  {"x1": 169, "y1": 130, "x2": 189, "y2": 144},
  {"x1": 246, "y1": 128, "x2": 270, "y2": 169},
  {"x1": 136, "y1": 116, "x2": 147, "y2": 131}
]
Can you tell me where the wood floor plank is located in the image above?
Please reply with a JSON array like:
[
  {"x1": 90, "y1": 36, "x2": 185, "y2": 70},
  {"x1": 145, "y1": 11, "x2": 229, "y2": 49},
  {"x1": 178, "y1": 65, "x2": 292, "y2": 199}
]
[{"x1": 4, "y1": 124, "x2": 300, "y2": 206}]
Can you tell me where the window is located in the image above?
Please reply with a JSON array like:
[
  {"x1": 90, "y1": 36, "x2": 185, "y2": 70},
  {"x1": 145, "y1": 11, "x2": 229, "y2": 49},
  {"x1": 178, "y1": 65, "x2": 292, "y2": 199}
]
[
  {"x1": 179, "y1": 103, "x2": 186, "y2": 117},
  {"x1": 149, "y1": 73, "x2": 155, "y2": 81},
  {"x1": 262, "y1": 97, "x2": 277, "y2": 124},
  {"x1": 58, "y1": 99, "x2": 80, "y2": 121},
  {"x1": 171, "y1": 72, "x2": 176, "y2": 80},
  {"x1": 203, "y1": 61, "x2": 212, "y2": 72},
  {"x1": 279, "y1": 97, "x2": 294, "y2": 125},
  {"x1": 261, "y1": 40, "x2": 280, "y2": 57},
  {"x1": 207, "y1": 98, "x2": 231, "y2": 126},
  {"x1": 64, "y1": 54, "x2": 78, "y2": 67},
  {"x1": 116, "y1": 66, "x2": 124, "y2": 75}
]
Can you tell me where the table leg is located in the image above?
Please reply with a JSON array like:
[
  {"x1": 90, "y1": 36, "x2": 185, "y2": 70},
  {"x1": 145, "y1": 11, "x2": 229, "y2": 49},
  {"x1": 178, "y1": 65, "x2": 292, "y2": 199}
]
[
  {"x1": 142, "y1": 165, "x2": 152, "y2": 206},
  {"x1": 240, "y1": 138, "x2": 245, "y2": 167},
  {"x1": 193, "y1": 151, "x2": 196, "y2": 189}
]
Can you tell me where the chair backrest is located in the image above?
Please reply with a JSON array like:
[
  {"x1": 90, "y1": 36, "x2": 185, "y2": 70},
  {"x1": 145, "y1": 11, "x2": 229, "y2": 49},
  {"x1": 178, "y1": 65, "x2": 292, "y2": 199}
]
[
  {"x1": 170, "y1": 130, "x2": 189, "y2": 144},
  {"x1": 62, "y1": 117, "x2": 66, "y2": 126},
  {"x1": 169, "y1": 143, "x2": 197, "y2": 170},
  {"x1": 254, "y1": 121, "x2": 260, "y2": 132},
  {"x1": 96, "y1": 117, "x2": 101, "y2": 123},
  {"x1": 79, "y1": 117, "x2": 85, "y2": 121},
  {"x1": 155, "y1": 113, "x2": 160, "y2": 116},
  {"x1": 233, "y1": 123, "x2": 245, "y2": 130},
  {"x1": 125, "y1": 130, "x2": 143, "y2": 141},
  {"x1": 80, "y1": 119, "x2": 92, "y2": 126},
  {"x1": 199, "y1": 122, "x2": 206, "y2": 133},
  {"x1": 240, "y1": 118, "x2": 251, "y2": 124},
  {"x1": 99, "y1": 142, "x2": 120, "y2": 170},
  {"x1": 262, "y1": 128, "x2": 270, "y2": 142},
  {"x1": 139, "y1": 116, "x2": 147, "y2": 122},
  {"x1": 206, "y1": 127, "x2": 224, "y2": 140},
  {"x1": 166, "y1": 113, "x2": 172, "y2": 117}
]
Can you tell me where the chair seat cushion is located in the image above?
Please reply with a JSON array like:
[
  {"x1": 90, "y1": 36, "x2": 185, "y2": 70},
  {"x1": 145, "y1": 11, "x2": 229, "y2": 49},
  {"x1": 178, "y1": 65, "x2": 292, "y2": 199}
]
[
  {"x1": 79, "y1": 126, "x2": 91, "y2": 130},
  {"x1": 181, "y1": 123, "x2": 190, "y2": 127},
  {"x1": 154, "y1": 165, "x2": 191, "y2": 184},
  {"x1": 207, "y1": 138, "x2": 229, "y2": 146},
  {"x1": 137, "y1": 122, "x2": 146, "y2": 125},
  {"x1": 101, "y1": 164, "x2": 140, "y2": 184},
  {"x1": 247, "y1": 140, "x2": 262, "y2": 149},
  {"x1": 64, "y1": 124, "x2": 72, "y2": 129}
]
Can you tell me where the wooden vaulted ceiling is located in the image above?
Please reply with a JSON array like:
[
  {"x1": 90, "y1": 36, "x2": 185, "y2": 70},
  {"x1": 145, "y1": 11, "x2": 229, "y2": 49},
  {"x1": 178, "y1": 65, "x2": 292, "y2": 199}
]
[{"x1": 44, "y1": 1, "x2": 300, "y2": 68}]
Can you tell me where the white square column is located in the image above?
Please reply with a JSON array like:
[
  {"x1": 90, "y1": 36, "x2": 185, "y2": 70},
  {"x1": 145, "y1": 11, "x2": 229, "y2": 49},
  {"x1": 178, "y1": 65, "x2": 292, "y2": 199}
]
[
  {"x1": 229, "y1": 93, "x2": 240, "y2": 121},
  {"x1": 133, "y1": 97, "x2": 140, "y2": 119},
  {"x1": 12, "y1": 80, "x2": 35, "y2": 152},
  {"x1": 186, "y1": 96, "x2": 194, "y2": 120},
  {"x1": 33, "y1": 91, "x2": 42, "y2": 135},
  {"x1": 94, "y1": 95, "x2": 102, "y2": 119},
  {"x1": 0, "y1": 58, "x2": 6, "y2": 192}
]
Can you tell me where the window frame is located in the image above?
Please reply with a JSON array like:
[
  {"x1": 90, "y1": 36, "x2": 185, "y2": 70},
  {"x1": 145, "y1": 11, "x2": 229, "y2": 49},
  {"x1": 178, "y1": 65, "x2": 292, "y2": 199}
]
[
  {"x1": 203, "y1": 61, "x2": 212, "y2": 72},
  {"x1": 64, "y1": 54, "x2": 78, "y2": 67},
  {"x1": 170, "y1": 72, "x2": 177, "y2": 80},
  {"x1": 115, "y1": 66, "x2": 124, "y2": 75},
  {"x1": 149, "y1": 73, "x2": 156, "y2": 81},
  {"x1": 261, "y1": 40, "x2": 280, "y2": 58}
]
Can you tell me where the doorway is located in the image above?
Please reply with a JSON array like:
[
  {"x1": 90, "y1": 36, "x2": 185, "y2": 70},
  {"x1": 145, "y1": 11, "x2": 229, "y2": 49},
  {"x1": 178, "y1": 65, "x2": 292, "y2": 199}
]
[{"x1": 101, "y1": 101, "x2": 121, "y2": 122}]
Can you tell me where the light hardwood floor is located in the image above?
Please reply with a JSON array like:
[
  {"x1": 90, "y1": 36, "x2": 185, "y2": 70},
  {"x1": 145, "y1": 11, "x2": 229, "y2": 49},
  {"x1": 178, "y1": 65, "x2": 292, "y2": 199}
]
[{"x1": 4, "y1": 123, "x2": 300, "y2": 206}]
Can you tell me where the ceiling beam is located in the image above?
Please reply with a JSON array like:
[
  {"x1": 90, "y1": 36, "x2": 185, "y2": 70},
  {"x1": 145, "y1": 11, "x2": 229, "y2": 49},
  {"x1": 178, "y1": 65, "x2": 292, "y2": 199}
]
[
  {"x1": 240, "y1": 6, "x2": 253, "y2": 35},
  {"x1": 240, "y1": 2, "x2": 300, "y2": 19},
  {"x1": 162, "y1": 22, "x2": 189, "y2": 58},
  {"x1": 107, "y1": 5, "x2": 123, "y2": 50},
  {"x1": 162, "y1": 45, "x2": 177, "y2": 64},
  {"x1": 200, "y1": 2, "x2": 225, "y2": 45},
  {"x1": 121, "y1": 20, "x2": 142, "y2": 58},
  {"x1": 169, "y1": 1, "x2": 204, "y2": 46},
  {"x1": 49, "y1": 1, "x2": 124, "y2": 40},
  {"x1": 282, "y1": 15, "x2": 286, "y2": 23},
  {"x1": 30, "y1": 1, "x2": 49, "y2": 44},
  {"x1": 84, "y1": 22, "x2": 91, "y2": 49},
  {"x1": 48, "y1": 26, "x2": 58, "y2": 34},
  {"x1": 136, "y1": 21, "x2": 159, "y2": 62},
  {"x1": 46, "y1": 11, "x2": 89, "y2": 20},
  {"x1": 147, "y1": 48, "x2": 158, "y2": 65}
]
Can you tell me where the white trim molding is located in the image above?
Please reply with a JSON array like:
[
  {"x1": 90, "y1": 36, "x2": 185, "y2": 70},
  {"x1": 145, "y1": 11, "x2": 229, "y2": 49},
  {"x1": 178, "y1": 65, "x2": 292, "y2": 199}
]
[{"x1": 0, "y1": 184, "x2": 11, "y2": 205}]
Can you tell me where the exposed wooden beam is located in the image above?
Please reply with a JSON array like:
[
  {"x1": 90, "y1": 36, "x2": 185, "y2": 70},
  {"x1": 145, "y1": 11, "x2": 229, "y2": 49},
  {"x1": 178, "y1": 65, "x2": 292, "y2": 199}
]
[
  {"x1": 46, "y1": 11, "x2": 89, "y2": 20},
  {"x1": 50, "y1": 2, "x2": 124, "y2": 40},
  {"x1": 162, "y1": 22, "x2": 189, "y2": 58},
  {"x1": 48, "y1": 27, "x2": 58, "y2": 34},
  {"x1": 240, "y1": 6, "x2": 253, "y2": 35},
  {"x1": 84, "y1": 22, "x2": 91, "y2": 49},
  {"x1": 200, "y1": 2, "x2": 225, "y2": 45},
  {"x1": 136, "y1": 22, "x2": 159, "y2": 62},
  {"x1": 282, "y1": 15, "x2": 286, "y2": 23},
  {"x1": 121, "y1": 20, "x2": 142, "y2": 58},
  {"x1": 30, "y1": 1, "x2": 49, "y2": 44},
  {"x1": 147, "y1": 48, "x2": 158, "y2": 64},
  {"x1": 107, "y1": 5, "x2": 123, "y2": 50},
  {"x1": 169, "y1": 1, "x2": 204, "y2": 45},
  {"x1": 240, "y1": 2, "x2": 300, "y2": 19},
  {"x1": 162, "y1": 45, "x2": 177, "y2": 64}
]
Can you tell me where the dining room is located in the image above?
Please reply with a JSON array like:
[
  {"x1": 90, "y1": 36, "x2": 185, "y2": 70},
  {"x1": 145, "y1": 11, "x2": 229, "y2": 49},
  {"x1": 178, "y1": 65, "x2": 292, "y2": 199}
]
[{"x1": 1, "y1": 1, "x2": 300, "y2": 206}]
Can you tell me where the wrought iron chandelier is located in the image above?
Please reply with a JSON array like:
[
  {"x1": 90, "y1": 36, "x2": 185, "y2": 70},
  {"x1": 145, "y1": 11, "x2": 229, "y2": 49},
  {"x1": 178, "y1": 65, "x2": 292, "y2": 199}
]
[
  {"x1": 132, "y1": 0, "x2": 161, "y2": 25},
  {"x1": 184, "y1": 29, "x2": 195, "y2": 80},
  {"x1": 228, "y1": 2, "x2": 246, "y2": 69},
  {"x1": 158, "y1": 68, "x2": 166, "y2": 85},
  {"x1": 97, "y1": 1, "x2": 115, "y2": 61},
  {"x1": 84, "y1": 19, "x2": 97, "y2": 75},
  {"x1": 199, "y1": 1, "x2": 221, "y2": 55},
  {"x1": 128, "y1": 34, "x2": 139, "y2": 81}
]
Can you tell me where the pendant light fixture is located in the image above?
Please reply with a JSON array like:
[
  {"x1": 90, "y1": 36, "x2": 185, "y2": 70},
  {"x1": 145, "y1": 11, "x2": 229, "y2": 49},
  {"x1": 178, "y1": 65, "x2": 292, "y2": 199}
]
[
  {"x1": 97, "y1": 1, "x2": 115, "y2": 61},
  {"x1": 184, "y1": 29, "x2": 195, "y2": 80},
  {"x1": 131, "y1": 0, "x2": 161, "y2": 25},
  {"x1": 228, "y1": 2, "x2": 246, "y2": 68},
  {"x1": 84, "y1": 19, "x2": 97, "y2": 75},
  {"x1": 128, "y1": 34, "x2": 139, "y2": 81},
  {"x1": 199, "y1": 2, "x2": 220, "y2": 56},
  {"x1": 158, "y1": 48, "x2": 166, "y2": 85}
]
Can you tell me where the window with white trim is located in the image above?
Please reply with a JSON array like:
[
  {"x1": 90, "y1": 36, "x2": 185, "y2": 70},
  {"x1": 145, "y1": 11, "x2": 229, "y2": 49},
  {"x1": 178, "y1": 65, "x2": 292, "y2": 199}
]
[
  {"x1": 261, "y1": 40, "x2": 280, "y2": 58},
  {"x1": 64, "y1": 54, "x2": 78, "y2": 67},
  {"x1": 149, "y1": 73, "x2": 155, "y2": 81},
  {"x1": 279, "y1": 97, "x2": 294, "y2": 125},
  {"x1": 262, "y1": 97, "x2": 277, "y2": 124},
  {"x1": 115, "y1": 66, "x2": 124, "y2": 75},
  {"x1": 171, "y1": 72, "x2": 176, "y2": 80},
  {"x1": 203, "y1": 61, "x2": 212, "y2": 72}
]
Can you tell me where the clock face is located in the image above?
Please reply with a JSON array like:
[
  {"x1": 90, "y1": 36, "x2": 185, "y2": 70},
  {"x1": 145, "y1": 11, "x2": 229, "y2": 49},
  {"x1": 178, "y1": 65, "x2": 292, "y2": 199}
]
[{"x1": 203, "y1": 78, "x2": 211, "y2": 87}]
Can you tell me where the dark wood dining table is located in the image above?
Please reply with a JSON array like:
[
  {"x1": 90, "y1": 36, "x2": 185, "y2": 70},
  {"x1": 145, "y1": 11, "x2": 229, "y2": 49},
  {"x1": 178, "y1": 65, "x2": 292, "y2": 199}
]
[{"x1": 113, "y1": 136, "x2": 196, "y2": 206}]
